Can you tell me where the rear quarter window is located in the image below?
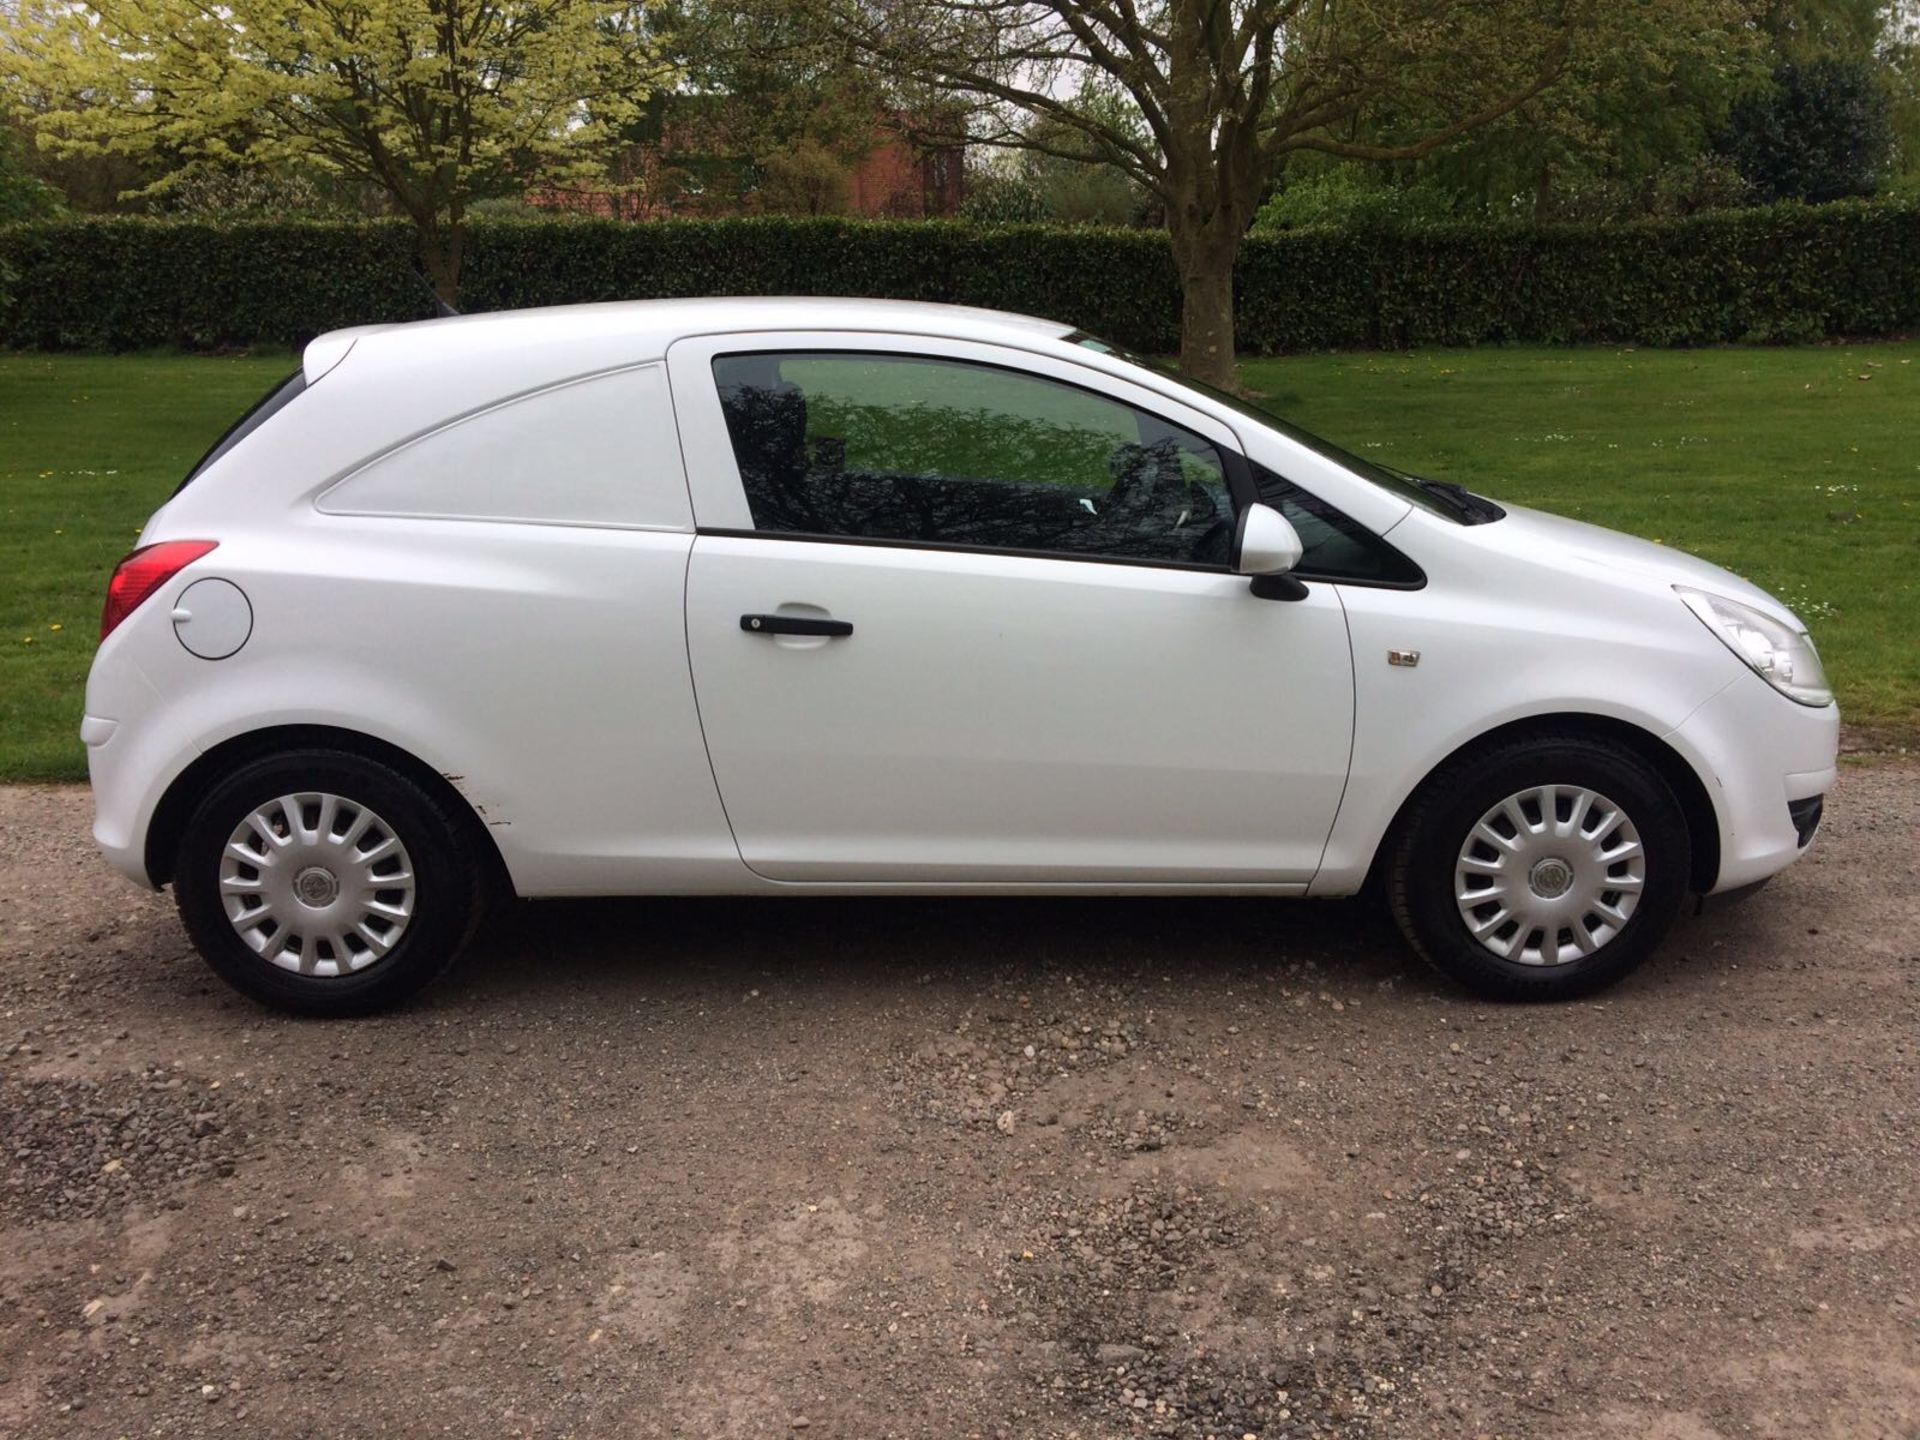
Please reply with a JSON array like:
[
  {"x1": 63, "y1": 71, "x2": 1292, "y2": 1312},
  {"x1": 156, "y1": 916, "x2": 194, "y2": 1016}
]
[{"x1": 318, "y1": 364, "x2": 689, "y2": 530}]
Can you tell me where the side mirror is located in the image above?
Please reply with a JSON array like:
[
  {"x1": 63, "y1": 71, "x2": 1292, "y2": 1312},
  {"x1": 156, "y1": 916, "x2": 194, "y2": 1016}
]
[
  {"x1": 1232, "y1": 502, "x2": 1304, "y2": 576},
  {"x1": 1232, "y1": 502, "x2": 1310, "y2": 601}
]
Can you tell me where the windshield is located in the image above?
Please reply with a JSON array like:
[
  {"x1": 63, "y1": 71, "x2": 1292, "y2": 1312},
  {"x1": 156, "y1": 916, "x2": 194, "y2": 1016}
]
[{"x1": 1066, "y1": 332, "x2": 1462, "y2": 519}]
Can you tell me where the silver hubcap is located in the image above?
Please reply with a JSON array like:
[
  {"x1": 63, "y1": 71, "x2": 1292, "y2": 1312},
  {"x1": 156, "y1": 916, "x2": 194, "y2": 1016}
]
[
  {"x1": 219, "y1": 793, "x2": 416, "y2": 977},
  {"x1": 1454, "y1": 785, "x2": 1646, "y2": 966}
]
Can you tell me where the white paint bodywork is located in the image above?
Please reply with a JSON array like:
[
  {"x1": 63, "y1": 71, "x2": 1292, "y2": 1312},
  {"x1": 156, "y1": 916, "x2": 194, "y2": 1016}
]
[{"x1": 84, "y1": 298, "x2": 1838, "y2": 901}]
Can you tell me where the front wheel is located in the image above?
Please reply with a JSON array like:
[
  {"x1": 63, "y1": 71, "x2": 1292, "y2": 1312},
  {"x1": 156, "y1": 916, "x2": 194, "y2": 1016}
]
[
  {"x1": 1387, "y1": 733, "x2": 1691, "y2": 1000},
  {"x1": 174, "y1": 749, "x2": 485, "y2": 1017}
]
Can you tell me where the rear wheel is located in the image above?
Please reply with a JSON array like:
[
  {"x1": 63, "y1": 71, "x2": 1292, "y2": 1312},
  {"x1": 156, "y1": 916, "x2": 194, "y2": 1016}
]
[
  {"x1": 1387, "y1": 733, "x2": 1691, "y2": 1000},
  {"x1": 174, "y1": 749, "x2": 484, "y2": 1016}
]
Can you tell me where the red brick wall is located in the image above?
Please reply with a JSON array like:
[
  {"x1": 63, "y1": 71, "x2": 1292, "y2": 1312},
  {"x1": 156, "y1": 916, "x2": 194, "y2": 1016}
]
[
  {"x1": 527, "y1": 116, "x2": 965, "y2": 221},
  {"x1": 846, "y1": 134, "x2": 964, "y2": 218}
]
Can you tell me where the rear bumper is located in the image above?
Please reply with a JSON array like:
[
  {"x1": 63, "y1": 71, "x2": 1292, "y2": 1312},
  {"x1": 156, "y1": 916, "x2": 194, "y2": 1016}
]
[
  {"x1": 83, "y1": 633, "x2": 191, "y2": 890},
  {"x1": 85, "y1": 712, "x2": 164, "y2": 889},
  {"x1": 1664, "y1": 678, "x2": 1839, "y2": 893}
]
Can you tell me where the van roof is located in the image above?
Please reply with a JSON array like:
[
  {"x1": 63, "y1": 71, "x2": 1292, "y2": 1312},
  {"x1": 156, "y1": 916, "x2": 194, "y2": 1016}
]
[{"x1": 304, "y1": 297, "x2": 1075, "y2": 383}]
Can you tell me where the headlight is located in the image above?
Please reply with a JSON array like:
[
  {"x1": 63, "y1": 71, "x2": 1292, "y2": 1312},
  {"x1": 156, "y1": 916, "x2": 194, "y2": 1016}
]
[{"x1": 1675, "y1": 586, "x2": 1831, "y2": 706}]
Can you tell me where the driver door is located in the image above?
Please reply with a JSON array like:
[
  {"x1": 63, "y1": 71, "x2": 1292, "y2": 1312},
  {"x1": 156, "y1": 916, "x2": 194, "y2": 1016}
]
[{"x1": 667, "y1": 333, "x2": 1356, "y2": 886}]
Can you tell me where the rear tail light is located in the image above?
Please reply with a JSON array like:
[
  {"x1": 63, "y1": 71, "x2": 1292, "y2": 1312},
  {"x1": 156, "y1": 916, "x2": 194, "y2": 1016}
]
[{"x1": 101, "y1": 540, "x2": 218, "y2": 641}]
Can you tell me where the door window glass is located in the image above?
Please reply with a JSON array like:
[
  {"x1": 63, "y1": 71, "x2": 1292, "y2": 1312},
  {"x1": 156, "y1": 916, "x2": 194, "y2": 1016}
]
[{"x1": 712, "y1": 352, "x2": 1235, "y2": 566}]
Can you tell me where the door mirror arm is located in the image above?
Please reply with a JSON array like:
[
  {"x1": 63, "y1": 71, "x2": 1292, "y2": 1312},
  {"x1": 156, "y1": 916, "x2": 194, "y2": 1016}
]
[
  {"x1": 1249, "y1": 573, "x2": 1310, "y2": 601},
  {"x1": 1231, "y1": 503, "x2": 1309, "y2": 601}
]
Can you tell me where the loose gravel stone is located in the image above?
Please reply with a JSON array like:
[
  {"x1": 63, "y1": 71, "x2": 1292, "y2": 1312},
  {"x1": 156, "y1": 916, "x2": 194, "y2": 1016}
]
[{"x1": 0, "y1": 770, "x2": 1915, "y2": 1438}]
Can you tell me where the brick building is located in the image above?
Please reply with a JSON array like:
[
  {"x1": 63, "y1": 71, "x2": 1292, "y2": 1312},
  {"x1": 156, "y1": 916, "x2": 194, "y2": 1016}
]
[{"x1": 531, "y1": 109, "x2": 965, "y2": 221}]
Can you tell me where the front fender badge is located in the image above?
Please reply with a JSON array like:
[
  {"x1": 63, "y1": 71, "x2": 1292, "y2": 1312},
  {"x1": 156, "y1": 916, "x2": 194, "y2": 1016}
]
[{"x1": 1388, "y1": 649, "x2": 1421, "y2": 668}]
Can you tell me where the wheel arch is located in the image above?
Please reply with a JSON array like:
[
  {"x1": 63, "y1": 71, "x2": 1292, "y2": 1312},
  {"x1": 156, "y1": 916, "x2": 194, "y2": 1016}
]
[
  {"x1": 1363, "y1": 712, "x2": 1721, "y2": 896},
  {"x1": 143, "y1": 723, "x2": 513, "y2": 895}
]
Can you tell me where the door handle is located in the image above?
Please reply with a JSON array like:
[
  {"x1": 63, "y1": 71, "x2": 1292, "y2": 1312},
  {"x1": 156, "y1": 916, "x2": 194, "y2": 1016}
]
[{"x1": 740, "y1": 613, "x2": 853, "y2": 638}]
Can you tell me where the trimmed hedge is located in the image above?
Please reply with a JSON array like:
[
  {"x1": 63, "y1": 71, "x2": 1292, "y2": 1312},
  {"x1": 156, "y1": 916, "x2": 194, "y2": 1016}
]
[
  {"x1": 1234, "y1": 201, "x2": 1920, "y2": 350},
  {"x1": 2, "y1": 202, "x2": 1917, "y2": 353},
  {"x1": 0, "y1": 219, "x2": 423, "y2": 351}
]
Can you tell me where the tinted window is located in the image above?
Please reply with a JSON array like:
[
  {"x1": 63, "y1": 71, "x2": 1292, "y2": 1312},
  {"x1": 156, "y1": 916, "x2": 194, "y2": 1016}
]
[
  {"x1": 320, "y1": 365, "x2": 688, "y2": 530},
  {"x1": 1253, "y1": 462, "x2": 1424, "y2": 586},
  {"x1": 713, "y1": 352, "x2": 1237, "y2": 567},
  {"x1": 1067, "y1": 331, "x2": 1461, "y2": 520}
]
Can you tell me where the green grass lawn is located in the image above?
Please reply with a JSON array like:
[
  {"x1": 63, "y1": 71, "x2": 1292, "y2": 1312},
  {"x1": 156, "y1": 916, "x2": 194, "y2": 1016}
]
[
  {"x1": 2, "y1": 343, "x2": 1914, "y2": 782},
  {"x1": 1, "y1": 352, "x2": 295, "y2": 780}
]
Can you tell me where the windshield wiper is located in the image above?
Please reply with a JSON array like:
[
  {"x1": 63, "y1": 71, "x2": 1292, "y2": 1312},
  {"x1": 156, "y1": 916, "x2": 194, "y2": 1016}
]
[
  {"x1": 1377, "y1": 462, "x2": 1506, "y2": 525},
  {"x1": 1414, "y1": 477, "x2": 1505, "y2": 525}
]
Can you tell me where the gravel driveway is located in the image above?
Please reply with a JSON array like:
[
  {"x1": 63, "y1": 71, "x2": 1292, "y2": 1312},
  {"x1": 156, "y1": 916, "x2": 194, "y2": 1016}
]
[{"x1": 2, "y1": 769, "x2": 1916, "y2": 1439}]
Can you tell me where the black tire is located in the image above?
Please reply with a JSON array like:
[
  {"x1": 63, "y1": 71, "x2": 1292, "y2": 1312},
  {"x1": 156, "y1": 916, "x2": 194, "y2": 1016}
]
[
  {"x1": 174, "y1": 748, "x2": 485, "y2": 1017},
  {"x1": 1387, "y1": 732, "x2": 1690, "y2": 1001}
]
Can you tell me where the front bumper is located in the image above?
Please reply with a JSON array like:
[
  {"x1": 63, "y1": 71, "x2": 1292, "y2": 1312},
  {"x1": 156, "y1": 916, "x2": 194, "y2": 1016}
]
[
  {"x1": 1665, "y1": 677, "x2": 1839, "y2": 893},
  {"x1": 1787, "y1": 793, "x2": 1824, "y2": 848}
]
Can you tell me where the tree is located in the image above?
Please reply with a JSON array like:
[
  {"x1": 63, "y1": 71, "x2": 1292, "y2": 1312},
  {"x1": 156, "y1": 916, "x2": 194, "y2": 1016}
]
[
  {"x1": 1290, "y1": 0, "x2": 1909, "y2": 221},
  {"x1": 1, "y1": 107, "x2": 61, "y2": 221},
  {"x1": 1390, "y1": 0, "x2": 1765, "y2": 221},
  {"x1": 154, "y1": 166, "x2": 361, "y2": 219},
  {"x1": 1757, "y1": 0, "x2": 1890, "y2": 63},
  {"x1": 1890, "y1": 15, "x2": 1919, "y2": 189},
  {"x1": 3, "y1": 0, "x2": 665, "y2": 302},
  {"x1": 1718, "y1": 57, "x2": 1893, "y2": 200},
  {"x1": 960, "y1": 167, "x2": 1051, "y2": 222},
  {"x1": 963, "y1": 102, "x2": 1150, "y2": 226},
  {"x1": 758, "y1": 137, "x2": 853, "y2": 213},
  {"x1": 1253, "y1": 165, "x2": 1461, "y2": 228},
  {"x1": 1018, "y1": 99, "x2": 1152, "y2": 224},
  {"x1": 810, "y1": 0, "x2": 1576, "y2": 383},
  {"x1": 657, "y1": 0, "x2": 890, "y2": 166}
]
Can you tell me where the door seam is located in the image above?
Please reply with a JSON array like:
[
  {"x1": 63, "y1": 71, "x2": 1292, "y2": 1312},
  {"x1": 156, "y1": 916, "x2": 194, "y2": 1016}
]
[
  {"x1": 1308, "y1": 582, "x2": 1359, "y2": 889},
  {"x1": 680, "y1": 537, "x2": 750, "y2": 866}
]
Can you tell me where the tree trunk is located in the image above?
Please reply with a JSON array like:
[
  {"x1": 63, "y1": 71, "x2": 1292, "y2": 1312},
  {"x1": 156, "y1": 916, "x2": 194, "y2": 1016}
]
[
  {"x1": 1171, "y1": 223, "x2": 1241, "y2": 389},
  {"x1": 418, "y1": 219, "x2": 465, "y2": 310}
]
